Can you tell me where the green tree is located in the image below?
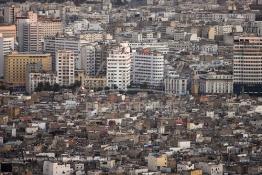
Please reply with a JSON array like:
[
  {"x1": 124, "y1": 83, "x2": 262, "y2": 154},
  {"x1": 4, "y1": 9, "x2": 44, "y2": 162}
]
[
  {"x1": 53, "y1": 83, "x2": 60, "y2": 92},
  {"x1": 35, "y1": 82, "x2": 44, "y2": 92},
  {"x1": 140, "y1": 82, "x2": 148, "y2": 89},
  {"x1": 113, "y1": 84, "x2": 118, "y2": 89},
  {"x1": 43, "y1": 82, "x2": 51, "y2": 91}
]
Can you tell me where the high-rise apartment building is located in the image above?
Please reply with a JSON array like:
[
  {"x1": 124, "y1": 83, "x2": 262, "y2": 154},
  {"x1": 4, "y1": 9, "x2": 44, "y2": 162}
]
[
  {"x1": 4, "y1": 53, "x2": 52, "y2": 87},
  {"x1": 17, "y1": 11, "x2": 62, "y2": 53},
  {"x1": 80, "y1": 44, "x2": 107, "y2": 76},
  {"x1": 4, "y1": 5, "x2": 20, "y2": 24},
  {"x1": 132, "y1": 48, "x2": 164, "y2": 88},
  {"x1": 106, "y1": 43, "x2": 131, "y2": 90},
  {"x1": 80, "y1": 45, "x2": 96, "y2": 76},
  {"x1": 233, "y1": 36, "x2": 262, "y2": 94},
  {"x1": 0, "y1": 24, "x2": 16, "y2": 39},
  {"x1": 44, "y1": 35, "x2": 89, "y2": 70},
  {"x1": 56, "y1": 50, "x2": 75, "y2": 86},
  {"x1": 0, "y1": 33, "x2": 15, "y2": 77}
]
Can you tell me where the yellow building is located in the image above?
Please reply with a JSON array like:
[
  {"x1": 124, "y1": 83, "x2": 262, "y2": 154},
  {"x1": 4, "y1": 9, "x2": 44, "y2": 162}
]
[
  {"x1": 208, "y1": 27, "x2": 216, "y2": 40},
  {"x1": 148, "y1": 154, "x2": 167, "y2": 171},
  {"x1": 4, "y1": 53, "x2": 52, "y2": 86},
  {"x1": 84, "y1": 76, "x2": 106, "y2": 90},
  {"x1": 187, "y1": 169, "x2": 203, "y2": 175}
]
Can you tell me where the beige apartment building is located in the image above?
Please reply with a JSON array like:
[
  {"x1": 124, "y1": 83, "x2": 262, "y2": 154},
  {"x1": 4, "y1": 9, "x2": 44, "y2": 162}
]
[
  {"x1": 0, "y1": 24, "x2": 16, "y2": 39},
  {"x1": 4, "y1": 52, "x2": 52, "y2": 87}
]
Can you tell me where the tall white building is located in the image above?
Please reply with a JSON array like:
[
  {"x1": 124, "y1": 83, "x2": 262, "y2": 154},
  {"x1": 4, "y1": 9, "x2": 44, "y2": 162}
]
[
  {"x1": 0, "y1": 33, "x2": 14, "y2": 77},
  {"x1": 107, "y1": 43, "x2": 131, "y2": 90},
  {"x1": 17, "y1": 11, "x2": 63, "y2": 53},
  {"x1": 132, "y1": 48, "x2": 164, "y2": 88},
  {"x1": 43, "y1": 161, "x2": 71, "y2": 175},
  {"x1": 56, "y1": 50, "x2": 75, "y2": 86},
  {"x1": 233, "y1": 36, "x2": 262, "y2": 94}
]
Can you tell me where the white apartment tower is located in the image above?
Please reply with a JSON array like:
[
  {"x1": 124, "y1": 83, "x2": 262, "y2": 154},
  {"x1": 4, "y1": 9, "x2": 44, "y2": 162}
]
[
  {"x1": 107, "y1": 43, "x2": 131, "y2": 90},
  {"x1": 56, "y1": 50, "x2": 75, "y2": 86},
  {"x1": 0, "y1": 33, "x2": 14, "y2": 77},
  {"x1": 233, "y1": 36, "x2": 262, "y2": 94},
  {"x1": 132, "y1": 48, "x2": 164, "y2": 88}
]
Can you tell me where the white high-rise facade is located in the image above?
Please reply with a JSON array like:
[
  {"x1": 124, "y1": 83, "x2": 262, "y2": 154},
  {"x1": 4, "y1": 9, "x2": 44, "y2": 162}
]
[
  {"x1": 56, "y1": 50, "x2": 75, "y2": 86},
  {"x1": 0, "y1": 33, "x2": 15, "y2": 77},
  {"x1": 132, "y1": 48, "x2": 164, "y2": 88},
  {"x1": 233, "y1": 36, "x2": 262, "y2": 94},
  {"x1": 107, "y1": 43, "x2": 131, "y2": 90}
]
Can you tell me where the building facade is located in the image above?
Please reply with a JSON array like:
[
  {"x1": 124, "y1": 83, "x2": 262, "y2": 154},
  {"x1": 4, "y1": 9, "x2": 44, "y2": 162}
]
[
  {"x1": 199, "y1": 73, "x2": 233, "y2": 94},
  {"x1": 26, "y1": 72, "x2": 57, "y2": 94},
  {"x1": 43, "y1": 161, "x2": 71, "y2": 175},
  {"x1": 233, "y1": 36, "x2": 262, "y2": 94},
  {"x1": 83, "y1": 76, "x2": 107, "y2": 90},
  {"x1": 164, "y1": 74, "x2": 188, "y2": 96},
  {"x1": 17, "y1": 11, "x2": 63, "y2": 53},
  {"x1": 0, "y1": 33, "x2": 15, "y2": 77},
  {"x1": 0, "y1": 24, "x2": 16, "y2": 39},
  {"x1": 4, "y1": 53, "x2": 52, "y2": 87},
  {"x1": 80, "y1": 44, "x2": 106, "y2": 76},
  {"x1": 56, "y1": 50, "x2": 75, "y2": 86},
  {"x1": 132, "y1": 48, "x2": 164, "y2": 88},
  {"x1": 44, "y1": 35, "x2": 89, "y2": 70},
  {"x1": 4, "y1": 5, "x2": 20, "y2": 24},
  {"x1": 107, "y1": 43, "x2": 131, "y2": 90}
]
